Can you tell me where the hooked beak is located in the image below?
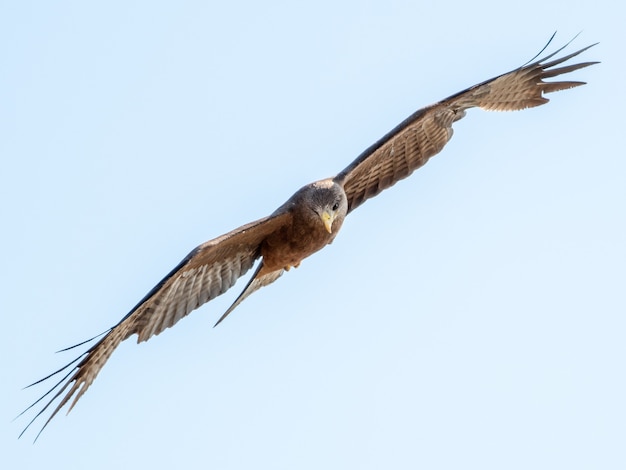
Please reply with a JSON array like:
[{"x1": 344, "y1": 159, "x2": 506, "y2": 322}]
[{"x1": 320, "y1": 210, "x2": 334, "y2": 234}]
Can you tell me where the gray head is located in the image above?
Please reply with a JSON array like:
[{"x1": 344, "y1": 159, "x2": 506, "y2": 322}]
[{"x1": 287, "y1": 178, "x2": 348, "y2": 235}]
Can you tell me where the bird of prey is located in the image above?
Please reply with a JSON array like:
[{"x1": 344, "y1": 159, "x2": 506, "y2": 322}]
[{"x1": 19, "y1": 36, "x2": 597, "y2": 440}]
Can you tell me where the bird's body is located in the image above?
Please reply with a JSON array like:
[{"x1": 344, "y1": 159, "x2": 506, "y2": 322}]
[
  {"x1": 262, "y1": 179, "x2": 347, "y2": 273},
  {"x1": 214, "y1": 179, "x2": 348, "y2": 326},
  {"x1": 20, "y1": 36, "x2": 598, "y2": 440}
]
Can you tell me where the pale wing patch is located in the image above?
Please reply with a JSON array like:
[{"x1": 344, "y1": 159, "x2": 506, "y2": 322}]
[
  {"x1": 134, "y1": 251, "x2": 256, "y2": 342},
  {"x1": 343, "y1": 108, "x2": 458, "y2": 210}
]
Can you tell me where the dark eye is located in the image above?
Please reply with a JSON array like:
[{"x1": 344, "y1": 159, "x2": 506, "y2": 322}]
[{"x1": 332, "y1": 202, "x2": 339, "y2": 211}]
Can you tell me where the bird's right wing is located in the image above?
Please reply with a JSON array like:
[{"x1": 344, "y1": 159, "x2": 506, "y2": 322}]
[{"x1": 19, "y1": 210, "x2": 292, "y2": 440}]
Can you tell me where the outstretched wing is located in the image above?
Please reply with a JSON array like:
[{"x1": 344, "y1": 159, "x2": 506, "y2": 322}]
[
  {"x1": 19, "y1": 211, "x2": 292, "y2": 440},
  {"x1": 334, "y1": 38, "x2": 598, "y2": 212}
]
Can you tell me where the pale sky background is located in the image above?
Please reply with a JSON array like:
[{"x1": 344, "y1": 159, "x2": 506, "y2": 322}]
[{"x1": 2, "y1": 1, "x2": 624, "y2": 469}]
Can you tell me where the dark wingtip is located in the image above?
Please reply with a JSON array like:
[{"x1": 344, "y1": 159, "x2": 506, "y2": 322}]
[
  {"x1": 523, "y1": 31, "x2": 558, "y2": 66},
  {"x1": 17, "y1": 331, "x2": 110, "y2": 441},
  {"x1": 55, "y1": 329, "x2": 109, "y2": 353}
]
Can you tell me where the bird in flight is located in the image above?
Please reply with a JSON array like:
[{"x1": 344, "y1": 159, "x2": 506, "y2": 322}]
[{"x1": 19, "y1": 36, "x2": 597, "y2": 440}]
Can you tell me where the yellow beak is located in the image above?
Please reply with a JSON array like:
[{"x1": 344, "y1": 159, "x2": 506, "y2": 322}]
[{"x1": 321, "y1": 210, "x2": 334, "y2": 234}]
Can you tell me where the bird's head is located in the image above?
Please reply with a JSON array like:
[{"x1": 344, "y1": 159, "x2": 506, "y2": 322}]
[{"x1": 294, "y1": 179, "x2": 348, "y2": 235}]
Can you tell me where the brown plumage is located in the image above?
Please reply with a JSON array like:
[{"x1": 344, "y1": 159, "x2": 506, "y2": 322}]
[{"x1": 19, "y1": 36, "x2": 598, "y2": 440}]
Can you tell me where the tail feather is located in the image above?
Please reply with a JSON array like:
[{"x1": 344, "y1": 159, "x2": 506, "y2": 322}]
[{"x1": 213, "y1": 262, "x2": 284, "y2": 327}]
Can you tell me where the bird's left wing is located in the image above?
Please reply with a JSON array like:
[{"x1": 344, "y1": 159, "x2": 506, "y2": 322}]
[
  {"x1": 19, "y1": 210, "x2": 292, "y2": 440},
  {"x1": 334, "y1": 38, "x2": 598, "y2": 213}
]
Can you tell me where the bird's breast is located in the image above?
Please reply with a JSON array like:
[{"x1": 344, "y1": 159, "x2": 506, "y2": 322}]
[{"x1": 261, "y1": 216, "x2": 338, "y2": 271}]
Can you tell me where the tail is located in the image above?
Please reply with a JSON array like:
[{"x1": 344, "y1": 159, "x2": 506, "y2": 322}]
[{"x1": 213, "y1": 262, "x2": 284, "y2": 327}]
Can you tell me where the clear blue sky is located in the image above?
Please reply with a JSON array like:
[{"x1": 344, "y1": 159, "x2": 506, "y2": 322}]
[{"x1": 2, "y1": 1, "x2": 623, "y2": 469}]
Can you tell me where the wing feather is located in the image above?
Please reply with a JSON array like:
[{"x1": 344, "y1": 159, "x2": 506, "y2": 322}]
[
  {"x1": 334, "y1": 39, "x2": 598, "y2": 212},
  {"x1": 20, "y1": 211, "x2": 291, "y2": 440}
]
